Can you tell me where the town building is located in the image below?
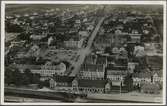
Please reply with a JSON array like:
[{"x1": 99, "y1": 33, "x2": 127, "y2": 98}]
[
  {"x1": 79, "y1": 64, "x2": 105, "y2": 79},
  {"x1": 64, "y1": 38, "x2": 84, "y2": 49},
  {"x1": 132, "y1": 72, "x2": 152, "y2": 86},
  {"x1": 49, "y1": 75, "x2": 75, "y2": 91},
  {"x1": 106, "y1": 65, "x2": 127, "y2": 82},
  {"x1": 15, "y1": 62, "x2": 66, "y2": 79},
  {"x1": 72, "y1": 78, "x2": 107, "y2": 93}
]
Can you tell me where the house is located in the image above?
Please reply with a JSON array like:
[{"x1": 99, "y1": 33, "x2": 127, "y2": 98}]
[
  {"x1": 15, "y1": 62, "x2": 67, "y2": 79},
  {"x1": 79, "y1": 31, "x2": 89, "y2": 38},
  {"x1": 72, "y1": 78, "x2": 107, "y2": 93},
  {"x1": 49, "y1": 75, "x2": 75, "y2": 91},
  {"x1": 79, "y1": 64, "x2": 105, "y2": 79},
  {"x1": 128, "y1": 62, "x2": 139, "y2": 73},
  {"x1": 133, "y1": 45, "x2": 145, "y2": 58},
  {"x1": 106, "y1": 66, "x2": 127, "y2": 82},
  {"x1": 152, "y1": 71, "x2": 163, "y2": 84},
  {"x1": 132, "y1": 72, "x2": 152, "y2": 86},
  {"x1": 104, "y1": 81, "x2": 128, "y2": 93},
  {"x1": 86, "y1": 25, "x2": 94, "y2": 31}
]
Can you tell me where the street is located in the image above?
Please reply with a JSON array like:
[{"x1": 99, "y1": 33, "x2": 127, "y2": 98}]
[{"x1": 69, "y1": 17, "x2": 105, "y2": 77}]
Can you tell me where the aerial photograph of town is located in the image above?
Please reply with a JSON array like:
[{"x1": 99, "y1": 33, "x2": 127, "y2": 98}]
[{"x1": 2, "y1": 2, "x2": 165, "y2": 104}]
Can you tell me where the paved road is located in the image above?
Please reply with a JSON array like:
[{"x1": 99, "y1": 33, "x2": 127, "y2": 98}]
[{"x1": 69, "y1": 17, "x2": 105, "y2": 77}]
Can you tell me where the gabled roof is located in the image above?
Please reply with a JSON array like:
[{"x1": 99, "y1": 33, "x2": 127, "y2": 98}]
[
  {"x1": 53, "y1": 75, "x2": 75, "y2": 83},
  {"x1": 106, "y1": 65, "x2": 127, "y2": 71},
  {"x1": 152, "y1": 71, "x2": 162, "y2": 77},
  {"x1": 78, "y1": 79, "x2": 107, "y2": 88},
  {"x1": 81, "y1": 64, "x2": 104, "y2": 72},
  {"x1": 132, "y1": 72, "x2": 152, "y2": 78}
]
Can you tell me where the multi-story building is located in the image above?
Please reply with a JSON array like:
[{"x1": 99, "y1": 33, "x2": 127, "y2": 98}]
[
  {"x1": 49, "y1": 75, "x2": 75, "y2": 91},
  {"x1": 106, "y1": 66, "x2": 127, "y2": 82},
  {"x1": 72, "y1": 78, "x2": 107, "y2": 93},
  {"x1": 64, "y1": 38, "x2": 84, "y2": 49},
  {"x1": 132, "y1": 72, "x2": 152, "y2": 86},
  {"x1": 79, "y1": 64, "x2": 105, "y2": 79},
  {"x1": 15, "y1": 62, "x2": 66, "y2": 78}
]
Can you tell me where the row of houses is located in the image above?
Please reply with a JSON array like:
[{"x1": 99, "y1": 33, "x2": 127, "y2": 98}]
[{"x1": 14, "y1": 62, "x2": 67, "y2": 80}]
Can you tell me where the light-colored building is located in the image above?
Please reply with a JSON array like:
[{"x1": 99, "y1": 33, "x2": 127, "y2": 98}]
[
  {"x1": 15, "y1": 62, "x2": 66, "y2": 77},
  {"x1": 79, "y1": 64, "x2": 105, "y2": 79},
  {"x1": 106, "y1": 66, "x2": 127, "y2": 82},
  {"x1": 64, "y1": 38, "x2": 84, "y2": 48},
  {"x1": 132, "y1": 72, "x2": 152, "y2": 86}
]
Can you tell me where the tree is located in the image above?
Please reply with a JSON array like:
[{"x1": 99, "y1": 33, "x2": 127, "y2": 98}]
[
  {"x1": 123, "y1": 73, "x2": 133, "y2": 92},
  {"x1": 13, "y1": 68, "x2": 22, "y2": 86},
  {"x1": 104, "y1": 47, "x2": 112, "y2": 54},
  {"x1": 32, "y1": 73, "x2": 41, "y2": 84},
  {"x1": 5, "y1": 67, "x2": 14, "y2": 85},
  {"x1": 24, "y1": 68, "x2": 33, "y2": 84}
]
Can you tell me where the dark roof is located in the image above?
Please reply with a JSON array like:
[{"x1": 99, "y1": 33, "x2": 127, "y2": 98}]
[
  {"x1": 147, "y1": 56, "x2": 162, "y2": 68},
  {"x1": 115, "y1": 57, "x2": 128, "y2": 66},
  {"x1": 84, "y1": 54, "x2": 96, "y2": 64},
  {"x1": 96, "y1": 56, "x2": 107, "y2": 65},
  {"x1": 106, "y1": 65, "x2": 127, "y2": 71},
  {"x1": 81, "y1": 64, "x2": 104, "y2": 72},
  {"x1": 132, "y1": 72, "x2": 152, "y2": 78},
  {"x1": 107, "y1": 55, "x2": 116, "y2": 62},
  {"x1": 15, "y1": 64, "x2": 41, "y2": 70},
  {"x1": 53, "y1": 75, "x2": 75, "y2": 83},
  {"x1": 106, "y1": 70, "x2": 127, "y2": 75},
  {"x1": 78, "y1": 79, "x2": 107, "y2": 88}
]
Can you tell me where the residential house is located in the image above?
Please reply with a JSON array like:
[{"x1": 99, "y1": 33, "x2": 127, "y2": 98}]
[
  {"x1": 15, "y1": 62, "x2": 67, "y2": 80},
  {"x1": 106, "y1": 66, "x2": 127, "y2": 82},
  {"x1": 128, "y1": 62, "x2": 139, "y2": 73},
  {"x1": 79, "y1": 31, "x2": 89, "y2": 38},
  {"x1": 132, "y1": 72, "x2": 152, "y2": 86},
  {"x1": 152, "y1": 71, "x2": 163, "y2": 84}
]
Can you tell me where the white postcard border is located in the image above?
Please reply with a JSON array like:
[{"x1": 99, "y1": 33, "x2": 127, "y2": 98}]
[{"x1": 1, "y1": 1, "x2": 166, "y2": 105}]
